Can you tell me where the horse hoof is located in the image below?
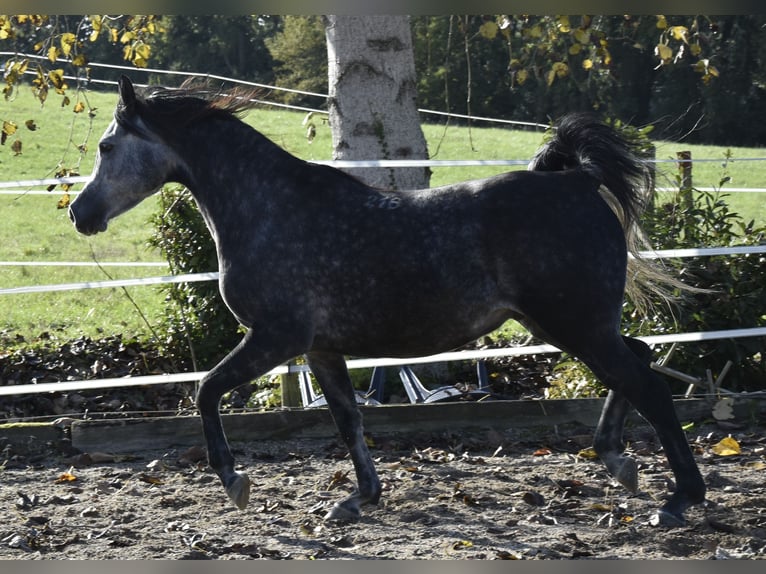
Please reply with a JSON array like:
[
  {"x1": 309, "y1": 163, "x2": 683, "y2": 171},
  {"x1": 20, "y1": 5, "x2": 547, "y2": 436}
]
[
  {"x1": 649, "y1": 509, "x2": 685, "y2": 528},
  {"x1": 324, "y1": 501, "x2": 361, "y2": 522},
  {"x1": 612, "y1": 456, "x2": 638, "y2": 493},
  {"x1": 225, "y1": 471, "x2": 251, "y2": 510}
]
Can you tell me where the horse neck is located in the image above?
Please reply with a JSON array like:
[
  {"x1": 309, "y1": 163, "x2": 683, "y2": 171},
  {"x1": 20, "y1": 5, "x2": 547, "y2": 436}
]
[{"x1": 172, "y1": 120, "x2": 304, "y2": 242}]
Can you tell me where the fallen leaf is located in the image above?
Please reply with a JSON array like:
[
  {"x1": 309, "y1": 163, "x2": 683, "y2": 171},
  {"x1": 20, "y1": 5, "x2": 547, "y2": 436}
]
[
  {"x1": 138, "y1": 473, "x2": 164, "y2": 485},
  {"x1": 55, "y1": 470, "x2": 78, "y2": 483},
  {"x1": 577, "y1": 447, "x2": 599, "y2": 459},
  {"x1": 533, "y1": 448, "x2": 552, "y2": 456},
  {"x1": 712, "y1": 436, "x2": 741, "y2": 456}
]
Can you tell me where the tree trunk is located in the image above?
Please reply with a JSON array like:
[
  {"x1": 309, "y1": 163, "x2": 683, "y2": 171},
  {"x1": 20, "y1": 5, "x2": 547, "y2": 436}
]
[{"x1": 324, "y1": 15, "x2": 430, "y2": 190}]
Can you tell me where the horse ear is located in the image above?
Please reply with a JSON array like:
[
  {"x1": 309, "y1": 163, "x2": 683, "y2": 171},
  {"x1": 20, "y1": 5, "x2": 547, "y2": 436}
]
[{"x1": 118, "y1": 75, "x2": 136, "y2": 108}]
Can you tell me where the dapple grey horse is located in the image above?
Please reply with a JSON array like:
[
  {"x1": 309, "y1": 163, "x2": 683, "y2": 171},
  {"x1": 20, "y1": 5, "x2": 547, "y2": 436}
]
[{"x1": 69, "y1": 76, "x2": 705, "y2": 527}]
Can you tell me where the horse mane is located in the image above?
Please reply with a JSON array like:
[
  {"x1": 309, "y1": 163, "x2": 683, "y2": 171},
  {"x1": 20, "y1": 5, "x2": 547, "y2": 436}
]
[{"x1": 115, "y1": 78, "x2": 263, "y2": 134}]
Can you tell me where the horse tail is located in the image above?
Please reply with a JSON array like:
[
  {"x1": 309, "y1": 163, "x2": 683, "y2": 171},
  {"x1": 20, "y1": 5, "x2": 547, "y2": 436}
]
[{"x1": 528, "y1": 112, "x2": 684, "y2": 313}]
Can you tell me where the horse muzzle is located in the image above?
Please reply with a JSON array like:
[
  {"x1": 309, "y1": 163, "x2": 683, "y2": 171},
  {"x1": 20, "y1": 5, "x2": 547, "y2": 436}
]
[{"x1": 68, "y1": 203, "x2": 108, "y2": 236}]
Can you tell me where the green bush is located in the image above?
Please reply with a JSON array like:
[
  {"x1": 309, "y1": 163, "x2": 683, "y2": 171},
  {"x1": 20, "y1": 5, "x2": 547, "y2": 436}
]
[
  {"x1": 631, "y1": 184, "x2": 766, "y2": 392},
  {"x1": 147, "y1": 185, "x2": 242, "y2": 371}
]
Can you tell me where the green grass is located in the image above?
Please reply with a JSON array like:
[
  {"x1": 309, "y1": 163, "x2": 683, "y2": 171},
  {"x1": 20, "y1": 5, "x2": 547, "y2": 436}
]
[{"x1": 1, "y1": 87, "x2": 765, "y2": 347}]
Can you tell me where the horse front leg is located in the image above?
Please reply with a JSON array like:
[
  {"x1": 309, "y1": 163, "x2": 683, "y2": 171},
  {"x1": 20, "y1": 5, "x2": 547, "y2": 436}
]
[
  {"x1": 306, "y1": 351, "x2": 382, "y2": 521},
  {"x1": 196, "y1": 328, "x2": 303, "y2": 510}
]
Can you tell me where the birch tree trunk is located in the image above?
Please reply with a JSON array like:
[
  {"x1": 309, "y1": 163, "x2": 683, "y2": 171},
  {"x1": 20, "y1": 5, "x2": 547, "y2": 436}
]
[{"x1": 324, "y1": 15, "x2": 430, "y2": 190}]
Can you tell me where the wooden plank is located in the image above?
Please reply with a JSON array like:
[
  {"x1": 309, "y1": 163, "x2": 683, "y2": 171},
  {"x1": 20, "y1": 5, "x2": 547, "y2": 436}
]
[
  {"x1": 70, "y1": 398, "x2": 718, "y2": 453},
  {"x1": 0, "y1": 421, "x2": 63, "y2": 454}
]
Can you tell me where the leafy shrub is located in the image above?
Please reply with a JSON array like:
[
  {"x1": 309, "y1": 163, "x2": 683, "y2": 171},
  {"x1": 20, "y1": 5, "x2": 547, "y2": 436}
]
[
  {"x1": 147, "y1": 185, "x2": 242, "y2": 370},
  {"x1": 631, "y1": 184, "x2": 766, "y2": 392}
]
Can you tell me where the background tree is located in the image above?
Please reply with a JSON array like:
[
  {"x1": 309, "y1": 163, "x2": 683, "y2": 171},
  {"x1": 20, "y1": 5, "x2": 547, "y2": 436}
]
[
  {"x1": 265, "y1": 16, "x2": 327, "y2": 107},
  {"x1": 149, "y1": 15, "x2": 276, "y2": 86},
  {"x1": 324, "y1": 15, "x2": 430, "y2": 190}
]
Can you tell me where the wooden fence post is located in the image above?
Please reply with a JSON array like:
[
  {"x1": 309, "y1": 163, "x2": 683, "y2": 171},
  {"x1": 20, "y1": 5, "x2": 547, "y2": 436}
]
[
  {"x1": 280, "y1": 361, "x2": 302, "y2": 408},
  {"x1": 677, "y1": 150, "x2": 693, "y2": 209}
]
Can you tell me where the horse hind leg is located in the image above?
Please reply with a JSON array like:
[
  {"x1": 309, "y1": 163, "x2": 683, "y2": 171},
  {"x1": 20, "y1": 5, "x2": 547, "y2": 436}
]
[
  {"x1": 306, "y1": 351, "x2": 382, "y2": 521},
  {"x1": 583, "y1": 335, "x2": 706, "y2": 526},
  {"x1": 519, "y1": 315, "x2": 704, "y2": 525},
  {"x1": 592, "y1": 337, "x2": 655, "y2": 494}
]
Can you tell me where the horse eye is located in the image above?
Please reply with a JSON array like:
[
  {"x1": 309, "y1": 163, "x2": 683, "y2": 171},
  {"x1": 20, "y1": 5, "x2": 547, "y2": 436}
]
[{"x1": 99, "y1": 142, "x2": 114, "y2": 154}]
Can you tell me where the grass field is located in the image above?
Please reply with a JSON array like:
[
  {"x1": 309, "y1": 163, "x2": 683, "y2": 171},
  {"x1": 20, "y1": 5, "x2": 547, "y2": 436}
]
[{"x1": 1, "y1": 87, "x2": 765, "y2": 347}]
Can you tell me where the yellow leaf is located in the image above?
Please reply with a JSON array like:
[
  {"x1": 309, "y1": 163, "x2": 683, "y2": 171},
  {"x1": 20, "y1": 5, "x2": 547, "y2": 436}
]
[
  {"x1": 479, "y1": 20, "x2": 498, "y2": 40},
  {"x1": 577, "y1": 447, "x2": 599, "y2": 459},
  {"x1": 529, "y1": 25, "x2": 542, "y2": 38},
  {"x1": 744, "y1": 461, "x2": 766, "y2": 470},
  {"x1": 582, "y1": 58, "x2": 593, "y2": 70},
  {"x1": 553, "y1": 61, "x2": 569, "y2": 78},
  {"x1": 57, "y1": 192, "x2": 71, "y2": 209},
  {"x1": 516, "y1": 69, "x2": 528, "y2": 85},
  {"x1": 73, "y1": 101, "x2": 85, "y2": 113},
  {"x1": 135, "y1": 43, "x2": 151, "y2": 60},
  {"x1": 547, "y1": 69, "x2": 556, "y2": 87},
  {"x1": 90, "y1": 14, "x2": 102, "y2": 33},
  {"x1": 2, "y1": 120, "x2": 17, "y2": 136},
  {"x1": 656, "y1": 43, "x2": 673, "y2": 61},
  {"x1": 110, "y1": 28, "x2": 119, "y2": 43},
  {"x1": 72, "y1": 53, "x2": 87, "y2": 67},
  {"x1": 120, "y1": 30, "x2": 135, "y2": 44},
  {"x1": 670, "y1": 26, "x2": 688, "y2": 42},
  {"x1": 656, "y1": 15, "x2": 668, "y2": 29},
  {"x1": 712, "y1": 436, "x2": 741, "y2": 456},
  {"x1": 47, "y1": 45, "x2": 60, "y2": 63},
  {"x1": 558, "y1": 16, "x2": 571, "y2": 33},
  {"x1": 452, "y1": 540, "x2": 473, "y2": 550},
  {"x1": 574, "y1": 28, "x2": 590, "y2": 44},
  {"x1": 569, "y1": 43, "x2": 582, "y2": 55},
  {"x1": 60, "y1": 32, "x2": 76, "y2": 56},
  {"x1": 690, "y1": 43, "x2": 702, "y2": 56},
  {"x1": 590, "y1": 502, "x2": 612, "y2": 511},
  {"x1": 48, "y1": 69, "x2": 65, "y2": 89},
  {"x1": 56, "y1": 471, "x2": 77, "y2": 482}
]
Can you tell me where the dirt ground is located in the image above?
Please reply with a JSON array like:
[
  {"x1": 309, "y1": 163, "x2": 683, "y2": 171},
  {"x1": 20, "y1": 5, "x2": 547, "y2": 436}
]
[{"x1": 1, "y1": 416, "x2": 766, "y2": 561}]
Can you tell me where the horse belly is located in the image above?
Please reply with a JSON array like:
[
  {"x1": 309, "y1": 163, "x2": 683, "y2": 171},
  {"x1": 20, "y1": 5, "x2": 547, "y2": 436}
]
[{"x1": 311, "y1": 287, "x2": 512, "y2": 358}]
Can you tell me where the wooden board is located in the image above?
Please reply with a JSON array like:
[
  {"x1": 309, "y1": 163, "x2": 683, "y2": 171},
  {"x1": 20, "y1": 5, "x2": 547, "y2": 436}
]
[{"x1": 66, "y1": 398, "x2": 717, "y2": 453}]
